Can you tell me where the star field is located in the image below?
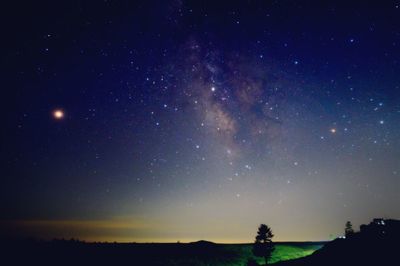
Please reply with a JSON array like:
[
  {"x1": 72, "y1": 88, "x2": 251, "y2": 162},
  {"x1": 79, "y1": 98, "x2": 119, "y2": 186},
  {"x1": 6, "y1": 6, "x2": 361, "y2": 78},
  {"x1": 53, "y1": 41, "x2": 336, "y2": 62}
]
[{"x1": 1, "y1": 1, "x2": 400, "y2": 242}]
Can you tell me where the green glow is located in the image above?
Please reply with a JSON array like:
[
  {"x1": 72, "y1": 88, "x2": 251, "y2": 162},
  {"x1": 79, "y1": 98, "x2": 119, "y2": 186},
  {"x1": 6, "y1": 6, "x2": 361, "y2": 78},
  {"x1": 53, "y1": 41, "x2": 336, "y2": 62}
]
[
  {"x1": 225, "y1": 244, "x2": 322, "y2": 265},
  {"x1": 156, "y1": 243, "x2": 323, "y2": 265}
]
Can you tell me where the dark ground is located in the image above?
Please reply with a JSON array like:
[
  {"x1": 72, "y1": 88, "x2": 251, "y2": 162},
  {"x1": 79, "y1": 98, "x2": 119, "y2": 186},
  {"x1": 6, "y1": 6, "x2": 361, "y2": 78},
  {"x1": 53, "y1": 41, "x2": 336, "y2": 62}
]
[
  {"x1": 1, "y1": 219, "x2": 399, "y2": 266},
  {"x1": 275, "y1": 219, "x2": 400, "y2": 266},
  {"x1": 0, "y1": 239, "x2": 322, "y2": 266}
]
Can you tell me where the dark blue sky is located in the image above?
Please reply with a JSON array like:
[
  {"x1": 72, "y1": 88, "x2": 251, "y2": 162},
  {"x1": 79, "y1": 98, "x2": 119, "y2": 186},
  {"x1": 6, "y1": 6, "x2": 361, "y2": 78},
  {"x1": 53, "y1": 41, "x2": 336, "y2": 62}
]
[{"x1": 1, "y1": 1, "x2": 400, "y2": 242}]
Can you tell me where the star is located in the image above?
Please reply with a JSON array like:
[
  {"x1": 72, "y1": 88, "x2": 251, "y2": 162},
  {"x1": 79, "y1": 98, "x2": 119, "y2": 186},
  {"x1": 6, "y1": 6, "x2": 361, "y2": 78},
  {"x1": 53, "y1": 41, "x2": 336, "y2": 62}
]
[
  {"x1": 4, "y1": 1, "x2": 400, "y2": 244},
  {"x1": 52, "y1": 109, "x2": 65, "y2": 120}
]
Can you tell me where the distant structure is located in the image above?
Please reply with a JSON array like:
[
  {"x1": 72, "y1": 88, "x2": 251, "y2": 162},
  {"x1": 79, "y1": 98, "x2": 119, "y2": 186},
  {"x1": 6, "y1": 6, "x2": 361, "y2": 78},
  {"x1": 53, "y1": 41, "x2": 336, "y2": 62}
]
[{"x1": 358, "y1": 218, "x2": 400, "y2": 239}]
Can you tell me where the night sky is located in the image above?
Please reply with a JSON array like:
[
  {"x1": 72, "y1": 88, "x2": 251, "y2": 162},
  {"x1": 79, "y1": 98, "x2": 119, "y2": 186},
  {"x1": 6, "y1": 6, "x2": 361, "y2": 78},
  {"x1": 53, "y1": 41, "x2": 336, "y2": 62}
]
[{"x1": 2, "y1": 1, "x2": 400, "y2": 243}]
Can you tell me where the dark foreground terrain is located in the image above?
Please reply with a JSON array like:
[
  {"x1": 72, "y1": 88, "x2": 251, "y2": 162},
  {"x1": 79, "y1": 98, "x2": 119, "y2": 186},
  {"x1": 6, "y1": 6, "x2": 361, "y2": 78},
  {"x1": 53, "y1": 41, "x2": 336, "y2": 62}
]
[
  {"x1": 0, "y1": 239, "x2": 322, "y2": 266},
  {"x1": 1, "y1": 218, "x2": 399, "y2": 266},
  {"x1": 275, "y1": 218, "x2": 400, "y2": 266}
]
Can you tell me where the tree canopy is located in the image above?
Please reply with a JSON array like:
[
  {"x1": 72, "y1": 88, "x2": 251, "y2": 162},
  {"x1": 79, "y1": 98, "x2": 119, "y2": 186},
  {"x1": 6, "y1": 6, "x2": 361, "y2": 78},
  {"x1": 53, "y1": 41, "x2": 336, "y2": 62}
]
[{"x1": 252, "y1": 224, "x2": 275, "y2": 265}]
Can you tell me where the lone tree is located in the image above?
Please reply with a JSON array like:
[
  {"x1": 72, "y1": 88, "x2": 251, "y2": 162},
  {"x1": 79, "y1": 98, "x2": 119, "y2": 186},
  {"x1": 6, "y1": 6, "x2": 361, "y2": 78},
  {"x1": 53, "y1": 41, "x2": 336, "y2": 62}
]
[
  {"x1": 252, "y1": 224, "x2": 275, "y2": 265},
  {"x1": 345, "y1": 221, "x2": 354, "y2": 237}
]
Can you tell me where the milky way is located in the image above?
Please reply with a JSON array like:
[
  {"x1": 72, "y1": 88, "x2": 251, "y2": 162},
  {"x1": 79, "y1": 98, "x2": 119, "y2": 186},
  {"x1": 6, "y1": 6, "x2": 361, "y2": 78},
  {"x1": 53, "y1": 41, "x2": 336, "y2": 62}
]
[{"x1": 1, "y1": 1, "x2": 400, "y2": 242}]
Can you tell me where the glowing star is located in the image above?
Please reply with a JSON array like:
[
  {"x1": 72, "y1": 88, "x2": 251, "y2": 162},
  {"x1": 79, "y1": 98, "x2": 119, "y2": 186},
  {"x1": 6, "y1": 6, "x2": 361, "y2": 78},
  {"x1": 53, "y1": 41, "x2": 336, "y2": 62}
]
[
  {"x1": 330, "y1": 128, "x2": 337, "y2": 133},
  {"x1": 211, "y1": 86, "x2": 216, "y2": 92},
  {"x1": 52, "y1": 109, "x2": 64, "y2": 120}
]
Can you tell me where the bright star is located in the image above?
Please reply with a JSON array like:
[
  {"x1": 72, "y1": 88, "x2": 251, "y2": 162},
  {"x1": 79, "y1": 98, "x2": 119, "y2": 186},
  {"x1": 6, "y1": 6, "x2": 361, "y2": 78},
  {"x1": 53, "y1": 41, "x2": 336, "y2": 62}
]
[{"x1": 52, "y1": 109, "x2": 64, "y2": 120}]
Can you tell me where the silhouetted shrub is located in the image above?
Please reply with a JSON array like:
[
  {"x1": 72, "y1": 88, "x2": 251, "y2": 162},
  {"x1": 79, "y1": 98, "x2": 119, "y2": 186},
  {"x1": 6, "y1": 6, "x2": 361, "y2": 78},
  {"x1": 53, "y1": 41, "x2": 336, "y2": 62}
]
[{"x1": 345, "y1": 221, "x2": 354, "y2": 238}]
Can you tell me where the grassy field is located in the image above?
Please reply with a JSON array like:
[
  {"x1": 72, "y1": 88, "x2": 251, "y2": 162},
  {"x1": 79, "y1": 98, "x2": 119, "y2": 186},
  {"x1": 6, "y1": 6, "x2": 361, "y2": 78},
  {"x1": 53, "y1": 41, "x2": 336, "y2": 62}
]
[
  {"x1": 224, "y1": 243, "x2": 323, "y2": 265},
  {"x1": 161, "y1": 242, "x2": 324, "y2": 266},
  {"x1": 4, "y1": 239, "x2": 324, "y2": 266}
]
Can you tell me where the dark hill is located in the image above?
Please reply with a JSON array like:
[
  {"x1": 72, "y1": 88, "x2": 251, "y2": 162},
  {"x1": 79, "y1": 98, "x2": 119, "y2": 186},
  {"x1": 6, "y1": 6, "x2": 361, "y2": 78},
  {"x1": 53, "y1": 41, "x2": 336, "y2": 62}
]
[
  {"x1": 189, "y1": 240, "x2": 216, "y2": 245},
  {"x1": 274, "y1": 218, "x2": 400, "y2": 266}
]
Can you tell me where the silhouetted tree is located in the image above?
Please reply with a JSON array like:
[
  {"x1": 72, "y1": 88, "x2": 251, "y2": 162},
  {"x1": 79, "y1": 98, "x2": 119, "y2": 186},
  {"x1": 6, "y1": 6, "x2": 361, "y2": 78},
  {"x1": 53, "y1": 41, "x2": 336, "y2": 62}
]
[
  {"x1": 252, "y1": 224, "x2": 274, "y2": 265},
  {"x1": 345, "y1": 221, "x2": 354, "y2": 237}
]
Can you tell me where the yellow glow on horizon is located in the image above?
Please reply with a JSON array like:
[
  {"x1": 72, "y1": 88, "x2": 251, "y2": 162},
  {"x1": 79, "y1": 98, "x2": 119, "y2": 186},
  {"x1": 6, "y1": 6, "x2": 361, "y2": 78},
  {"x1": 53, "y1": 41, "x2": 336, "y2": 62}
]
[{"x1": 0, "y1": 218, "x2": 330, "y2": 243}]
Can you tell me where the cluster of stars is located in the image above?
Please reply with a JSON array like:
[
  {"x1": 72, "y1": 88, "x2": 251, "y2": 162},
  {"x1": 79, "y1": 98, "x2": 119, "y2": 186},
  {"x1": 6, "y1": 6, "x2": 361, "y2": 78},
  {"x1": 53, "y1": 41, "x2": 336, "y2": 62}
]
[{"x1": 5, "y1": 0, "x2": 400, "y2": 243}]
